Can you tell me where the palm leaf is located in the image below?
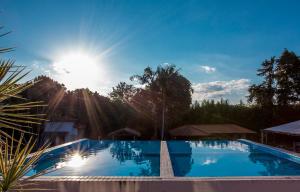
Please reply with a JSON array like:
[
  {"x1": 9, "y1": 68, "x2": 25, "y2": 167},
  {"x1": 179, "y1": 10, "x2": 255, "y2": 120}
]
[
  {"x1": 0, "y1": 62, "x2": 47, "y2": 140},
  {"x1": 0, "y1": 135, "x2": 49, "y2": 192},
  {"x1": 0, "y1": 27, "x2": 13, "y2": 54},
  {"x1": 0, "y1": 26, "x2": 48, "y2": 192}
]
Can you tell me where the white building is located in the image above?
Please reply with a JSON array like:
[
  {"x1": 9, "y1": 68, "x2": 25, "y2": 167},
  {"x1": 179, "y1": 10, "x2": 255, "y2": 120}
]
[{"x1": 43, "y1": 121, "x2": 81, "y2": 145}]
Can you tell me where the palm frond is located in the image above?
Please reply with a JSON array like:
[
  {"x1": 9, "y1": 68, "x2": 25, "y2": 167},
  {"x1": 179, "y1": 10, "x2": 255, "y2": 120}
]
[
  {"x1": 0, "y1": 60, "x2": 32, "y2": 102},
  {"x1": 0, "y1": 26, "x2": 48, "y2": 192},
  {"x1": 0, "y1": 28, "x2": 13, "y2": 54},
  {"x1": 0, "y1": 135, "x2": 49, "y2": 192},
  {"x1": 0, "y1": 62, "x2": 47, "y2": 139}
]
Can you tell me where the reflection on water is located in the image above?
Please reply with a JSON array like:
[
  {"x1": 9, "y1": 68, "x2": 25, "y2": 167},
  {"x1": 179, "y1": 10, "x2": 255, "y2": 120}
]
[
  {"x1": 29, "y1": 140, "x2": 300, "y2": 177},
  {"x1": 168, "y1": 141, "x2": 193, "y2": 176},
  {"x1": 56, "y1": 153, "x2": 87, "y2": 168},
  {"x1": 169, "y1": 140, "x2": 300, "y2": 177},
  {"x1": 202, "y1": 158, "x2": 217, "y2": 165},
  {"x1": 109, "y1": 141, "x2": 160, "y2": 176},
  {"x1": 28, "y1": 140, "x2": 160, "y2": 176},
  {"x1": 190, "y1": 140, "x2": 250, "y2": 152},
  {"x1": 247, "y1": 146, "x2": 300, "y2": 176}
]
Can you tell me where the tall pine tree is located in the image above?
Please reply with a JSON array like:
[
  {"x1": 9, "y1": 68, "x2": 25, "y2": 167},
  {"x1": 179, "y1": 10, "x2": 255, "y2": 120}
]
[
  {"x1": 275, "y1": 49, "x2": 300, "y2": 105},
  {"x1": 250, "y1": 50, "x2": 300, "y2": 106},
  {"x1": 248, "y1": 57, "x2": 275, "y2": 107}
]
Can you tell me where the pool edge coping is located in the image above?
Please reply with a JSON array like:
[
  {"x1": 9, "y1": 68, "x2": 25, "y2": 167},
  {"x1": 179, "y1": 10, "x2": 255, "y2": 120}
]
[
  {"x1": 28, "y1": 175, "x2": 300, "y2": 181},
  {"x1": 28, "y1": 138, "x2": 89, "y2": 158},
  {"x1": 239, "y1": 139, "x2": 300, "y2": 158},
  {"x1": 160, "y1": 141, "x2": 174, "y2": 177},
  {"x1": 239, "y1": 138, "x2": 300, "y2": 165}
]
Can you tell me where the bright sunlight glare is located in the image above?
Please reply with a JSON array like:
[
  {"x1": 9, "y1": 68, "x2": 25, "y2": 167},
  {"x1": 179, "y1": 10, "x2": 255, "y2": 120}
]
[
  {"x1": 57, "y1": 153, "x2": 87, "y2": 169},
  {"x1": 67, "y1": 153, "x2": 87, "y2": 168},
  {"x1": 52, "y1": 49, "x2": 105, "y2": 91}
]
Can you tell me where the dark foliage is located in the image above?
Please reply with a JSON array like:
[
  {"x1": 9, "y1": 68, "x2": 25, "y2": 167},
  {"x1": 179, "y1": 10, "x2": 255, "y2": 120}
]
[
  {"x1": 249, "y1": 49, "x2": 300, "y2": 107},
  {"x1": 21, "y1": 76, "x2": 153, "y2": 139},
  {"x1": 19, "y1": 49, "x2": 300, "y2": 140},
  {"x1": 182, "y1": 99, "x2": 300, "y2": 132}
]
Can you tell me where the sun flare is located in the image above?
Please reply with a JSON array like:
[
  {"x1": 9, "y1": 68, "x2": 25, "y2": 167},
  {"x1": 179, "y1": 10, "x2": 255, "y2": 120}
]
[
  {"x1": 67, "y1": 153, "x2": 87, "y2": 168},
  {"x1": 52, "y1": 49, "x2": 105, "y2": 91},
  {"x1": 56, "y1": 153, "x2": 87, "y2": 169}
]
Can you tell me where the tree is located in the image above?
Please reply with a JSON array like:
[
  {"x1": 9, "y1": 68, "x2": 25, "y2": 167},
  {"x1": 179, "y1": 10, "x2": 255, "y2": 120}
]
[
  {"x1": 249, "y1": 49, "x2": 300, "y2": 106},
  {"x1": 247, "y1": 49, "x2": 300, "y2": 129},
  {"x1": 275, "y1": 49, "x2": 300, "y2": 105},
  {"x1": 109, "y1": 82, "x2": 136, "y2": 103},
  {"x1": 24, "y1": 76, "x2": 66, "y2": 119},
  {"x1": 131, "y1": 64, "x2": 193, "y2": 139},
  {"x1": 257, "y1": 57, "x2": 276, "y2": 106},
  {"x1": 248, "y1": 57, "x2": 275, "y2": 107}
]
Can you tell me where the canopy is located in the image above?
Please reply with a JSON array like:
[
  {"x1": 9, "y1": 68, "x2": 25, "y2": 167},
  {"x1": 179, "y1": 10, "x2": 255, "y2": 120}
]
[
  {"x1": 108, "y1": 127, "x2": 141, "y2": 137},
  {"x1": 264, "y1": 120, "x2": 300, "y2": 136},
  {"x1": 170, "y1": 124, "x2": 255, "y2": 137}
]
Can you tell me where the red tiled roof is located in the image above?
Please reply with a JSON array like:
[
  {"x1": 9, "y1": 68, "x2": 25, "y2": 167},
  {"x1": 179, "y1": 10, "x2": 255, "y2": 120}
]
[{"x1": 170, "y1": 124, "x2": 255, "y2": 136}]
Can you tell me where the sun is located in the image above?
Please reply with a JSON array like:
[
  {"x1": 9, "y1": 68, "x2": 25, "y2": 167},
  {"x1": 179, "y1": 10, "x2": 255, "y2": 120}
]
[{"x1": 52, "y1": 49, "x2": 104, "y2": 91}]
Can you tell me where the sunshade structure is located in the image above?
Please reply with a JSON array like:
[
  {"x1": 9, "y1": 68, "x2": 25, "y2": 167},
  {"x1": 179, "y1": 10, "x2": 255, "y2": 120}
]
[
  {"x1": 169, "y1": 124, "x2": 256, "y2": 139},
  {"x1": 107, "y1": 127, "x2": 141, "y2": 140},
  {"x1": 263, "y1": 120, "x2": 300, "y2": 135},
  {"x1": 169, "y1": 125, "x2": 211, "y2": 137},
  {"x1": 262, "y1": 120, "x2": 300, "y2": 151}
]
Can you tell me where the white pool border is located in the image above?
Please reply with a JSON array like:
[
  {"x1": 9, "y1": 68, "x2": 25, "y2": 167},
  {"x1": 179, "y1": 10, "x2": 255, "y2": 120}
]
[
  {"x1": 239, "y1": 139, "x2": 300, "y2": 163},
  {"x1": 24, "y1": 139, "x2": 300, "y2": 192},
  {"x1": 160, "y1": 141, "x2": 174, "y2": 177}
]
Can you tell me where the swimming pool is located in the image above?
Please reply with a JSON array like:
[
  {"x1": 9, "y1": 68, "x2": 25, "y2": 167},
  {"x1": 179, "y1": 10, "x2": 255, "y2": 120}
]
[
  {"x1": 27, "y1": 140, "x2": 160, "y2": 176},
  {"x1": 23, "y1": 139, "x2": 300, "y2": 192},
  {"x1": 27, "y1": 139, "x2": 300, "y2": 178},
  {"x1": 167, "y1": 140, "x2": 300, "y2": 177}
]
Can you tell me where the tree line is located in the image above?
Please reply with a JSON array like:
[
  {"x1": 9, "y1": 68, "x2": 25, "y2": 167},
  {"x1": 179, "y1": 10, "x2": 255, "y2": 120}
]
[
  {"x1": 249, "y1": 49, "x2": 300, "y2": 106},
  {"x1": 248, "y1": 49, "x2": 300, "y2": 126},
  {"x1": 20, "y1": 49, "x2": 300, "y2": 139}
]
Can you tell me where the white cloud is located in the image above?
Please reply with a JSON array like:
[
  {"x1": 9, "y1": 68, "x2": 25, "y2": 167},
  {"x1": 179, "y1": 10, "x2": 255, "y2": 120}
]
[
  {"x1": 199, "y1": 65, "x2": 216, "y2": 73},
  {"x1": 192, "y1": 79, "x2": 250, "y2": 103},
  {"x1": 29, "y1": 60, "x2": 53, "y2": 76}
]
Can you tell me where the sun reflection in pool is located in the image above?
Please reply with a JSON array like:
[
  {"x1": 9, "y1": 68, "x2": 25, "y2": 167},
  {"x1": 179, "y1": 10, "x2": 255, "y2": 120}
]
[{"x1": 57, "y1": 153, "x2": 87, "y2": 169}]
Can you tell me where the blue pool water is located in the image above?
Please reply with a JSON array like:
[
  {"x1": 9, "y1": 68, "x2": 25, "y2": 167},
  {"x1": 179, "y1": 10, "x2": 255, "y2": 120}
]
[
  {"x1": 28, "y1": 139, "x2": 300, "y2": 177},
  {"x1": 167, "y1": 140, "x2": 300, "y2": 177},
  {"x1": 27, "y1": 140, "x2": 160, "y2": 176}
]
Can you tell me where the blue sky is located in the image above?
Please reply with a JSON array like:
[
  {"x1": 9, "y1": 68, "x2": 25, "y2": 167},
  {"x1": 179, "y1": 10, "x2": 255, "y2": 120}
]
[{"x1": 2, "y1": 0, "x2": 300, "y2": 103}]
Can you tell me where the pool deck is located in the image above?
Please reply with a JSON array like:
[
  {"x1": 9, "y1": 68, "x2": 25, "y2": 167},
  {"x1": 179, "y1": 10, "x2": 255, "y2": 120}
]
[
  {"x1": 23, "y1": 139, "x2": 300, "y2": 192},
  {"x1": 160, "y1": 141, "x2": 174, "y2": 177},
  {"x1": 25, "y1": 175, "x2": 300, "y2": 192}
]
